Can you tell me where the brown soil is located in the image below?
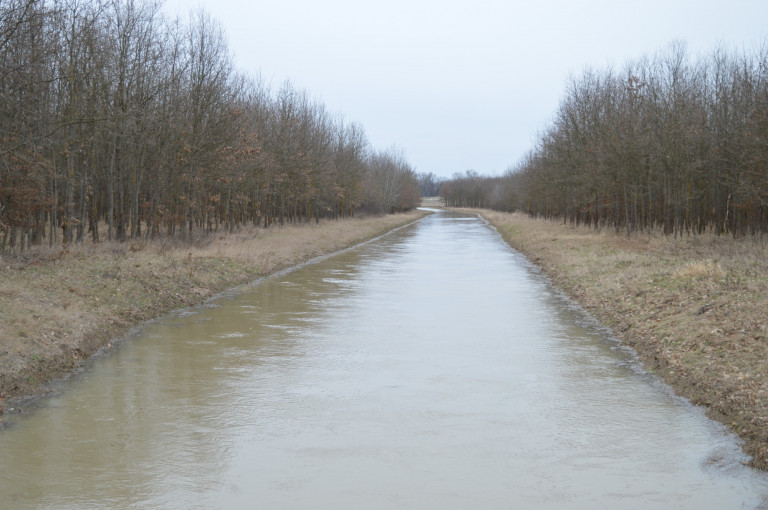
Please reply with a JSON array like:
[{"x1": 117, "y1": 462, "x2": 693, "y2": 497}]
[
  {"x1": 474, "y1": 209, "x2": 768, "y2": 469},
  {"x1": 0, "y1": 211, "x2": 428, "y2": 408}
]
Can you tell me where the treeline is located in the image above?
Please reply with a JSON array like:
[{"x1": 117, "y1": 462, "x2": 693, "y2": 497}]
[
  {"x1": 442, "y1": 41, "x2": 768, "y2": 236},
  {"x1": 0, "y1": 0, "x2": 419, "y2": 253},
  {"x1": 417, "y1": 171, "x2": 442, "y2": 197},
  {"x1": 436, "y1": 170, "x2": 509, "y2": 210}
]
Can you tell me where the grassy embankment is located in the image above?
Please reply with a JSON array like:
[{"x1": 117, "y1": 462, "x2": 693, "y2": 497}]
[
  {"x1": 0, "y1": 211, "x2": 429, "y2": 406},
  {"x1": 475, "y1": 209, "x2": 768, "y2": 469}
]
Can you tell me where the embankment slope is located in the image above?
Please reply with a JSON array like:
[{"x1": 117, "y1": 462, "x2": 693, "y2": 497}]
[
  {"x1": 0, "y1": 212, "x2": 428, "y2": 404},
  {"x1": 478, "y1": 209, "x2": 768, "y2": 469}
]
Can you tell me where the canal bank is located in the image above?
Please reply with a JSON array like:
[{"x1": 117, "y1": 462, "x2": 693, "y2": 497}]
[
  {"x1": 2, "y1": 209, "x2": 767, "y2": 509},
  {"x1": 476, "y1": 209, "x2": 768, "y2": 470},
  {"x1": 0, "y1": 211, "x2": 429, "y2": 405}
]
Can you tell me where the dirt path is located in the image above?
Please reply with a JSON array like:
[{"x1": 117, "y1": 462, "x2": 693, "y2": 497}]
[
  {"x1": 475, "y1": 209, "x2": 768, "y2": 469},
  {"x1": 0, "y1": 212, "x2": 429, "y2": 406}
]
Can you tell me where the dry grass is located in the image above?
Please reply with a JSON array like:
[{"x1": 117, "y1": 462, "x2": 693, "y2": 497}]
[
  {"x1": 0, "y1": 211, "x2": 428, "y2": 404},
  {"x1": 673, "y1": 260, "x2": 725, "y2": 280},
  {"x1": 473, "y1": 209, "x2": 768, "y2": 469},
  {"x1": 196, "y1": 215, "x2": 417, "y2": 273}
]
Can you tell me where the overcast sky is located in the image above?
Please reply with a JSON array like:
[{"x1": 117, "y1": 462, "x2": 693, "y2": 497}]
[{"x1": 164, "y1": 0, "x2": 767, "y2": 179}]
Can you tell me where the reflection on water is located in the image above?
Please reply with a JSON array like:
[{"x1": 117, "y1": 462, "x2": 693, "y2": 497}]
[{"x1": 1, "y1": 211, "x2": 768, "y2": 509}]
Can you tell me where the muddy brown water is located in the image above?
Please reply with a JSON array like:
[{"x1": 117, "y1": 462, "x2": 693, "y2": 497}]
[{"x1": 1, "y1": 210, "x2": 768, "y2": 509}]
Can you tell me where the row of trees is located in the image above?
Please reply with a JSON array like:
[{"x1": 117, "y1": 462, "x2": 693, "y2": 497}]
[
  {"x1": 438, "y1": 170, "x2": 511, "y2": 211},
  {"x1": 441, "y1": 41, "x2": 768, "y2": 236},
  {"x1": 0, "y1": 0, "x2": 419, "y2": 253},
  {"x1": 417, "y1": 171, "x2": 442, "y2": 197}
]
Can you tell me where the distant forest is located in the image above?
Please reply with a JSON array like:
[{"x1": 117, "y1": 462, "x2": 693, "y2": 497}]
[
  {"x1": 0, "y1": 0, "x2": 420, "y2": 252},
  {"x1": 441, "y1": 42, "x2": 768, "y2": 236}
]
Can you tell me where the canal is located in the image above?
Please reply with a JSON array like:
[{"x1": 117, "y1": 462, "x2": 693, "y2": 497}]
[{"x1": 1, "y1": 210, "x2": 767, "y2": 509}]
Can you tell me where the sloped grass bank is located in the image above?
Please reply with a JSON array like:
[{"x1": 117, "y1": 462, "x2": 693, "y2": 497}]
[
  {"x1": 478, "y1": 210, "x2": 768, "y2": 469},
  {"x1": 0, "y1": 211, "x2": 429, "y2": 405}
]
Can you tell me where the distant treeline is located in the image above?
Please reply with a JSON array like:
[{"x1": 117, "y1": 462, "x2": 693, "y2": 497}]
[
  {"x1": 441, "y1": 42, "x2": 768, "y2": 236},
  {"x1": 0, "y1": 0, "x2": 420, "y2": 252}
]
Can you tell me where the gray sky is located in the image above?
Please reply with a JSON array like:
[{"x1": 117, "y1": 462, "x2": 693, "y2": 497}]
[{"x1": 165, "y1": 0, "x2": 767, "y2": 179}]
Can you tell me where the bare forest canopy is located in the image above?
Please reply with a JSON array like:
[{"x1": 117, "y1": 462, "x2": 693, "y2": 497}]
[
  {"x1": 0, "y1": 0, "x2": 421, "y2": 253},
  {"x1": 440, "y1": 42, "x2": 768, "y2": 237}
]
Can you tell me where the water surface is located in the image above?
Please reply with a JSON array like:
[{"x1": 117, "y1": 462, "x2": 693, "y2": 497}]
[{"x1": 1, "y1": 210, "x2": 767, "y2": 509}]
